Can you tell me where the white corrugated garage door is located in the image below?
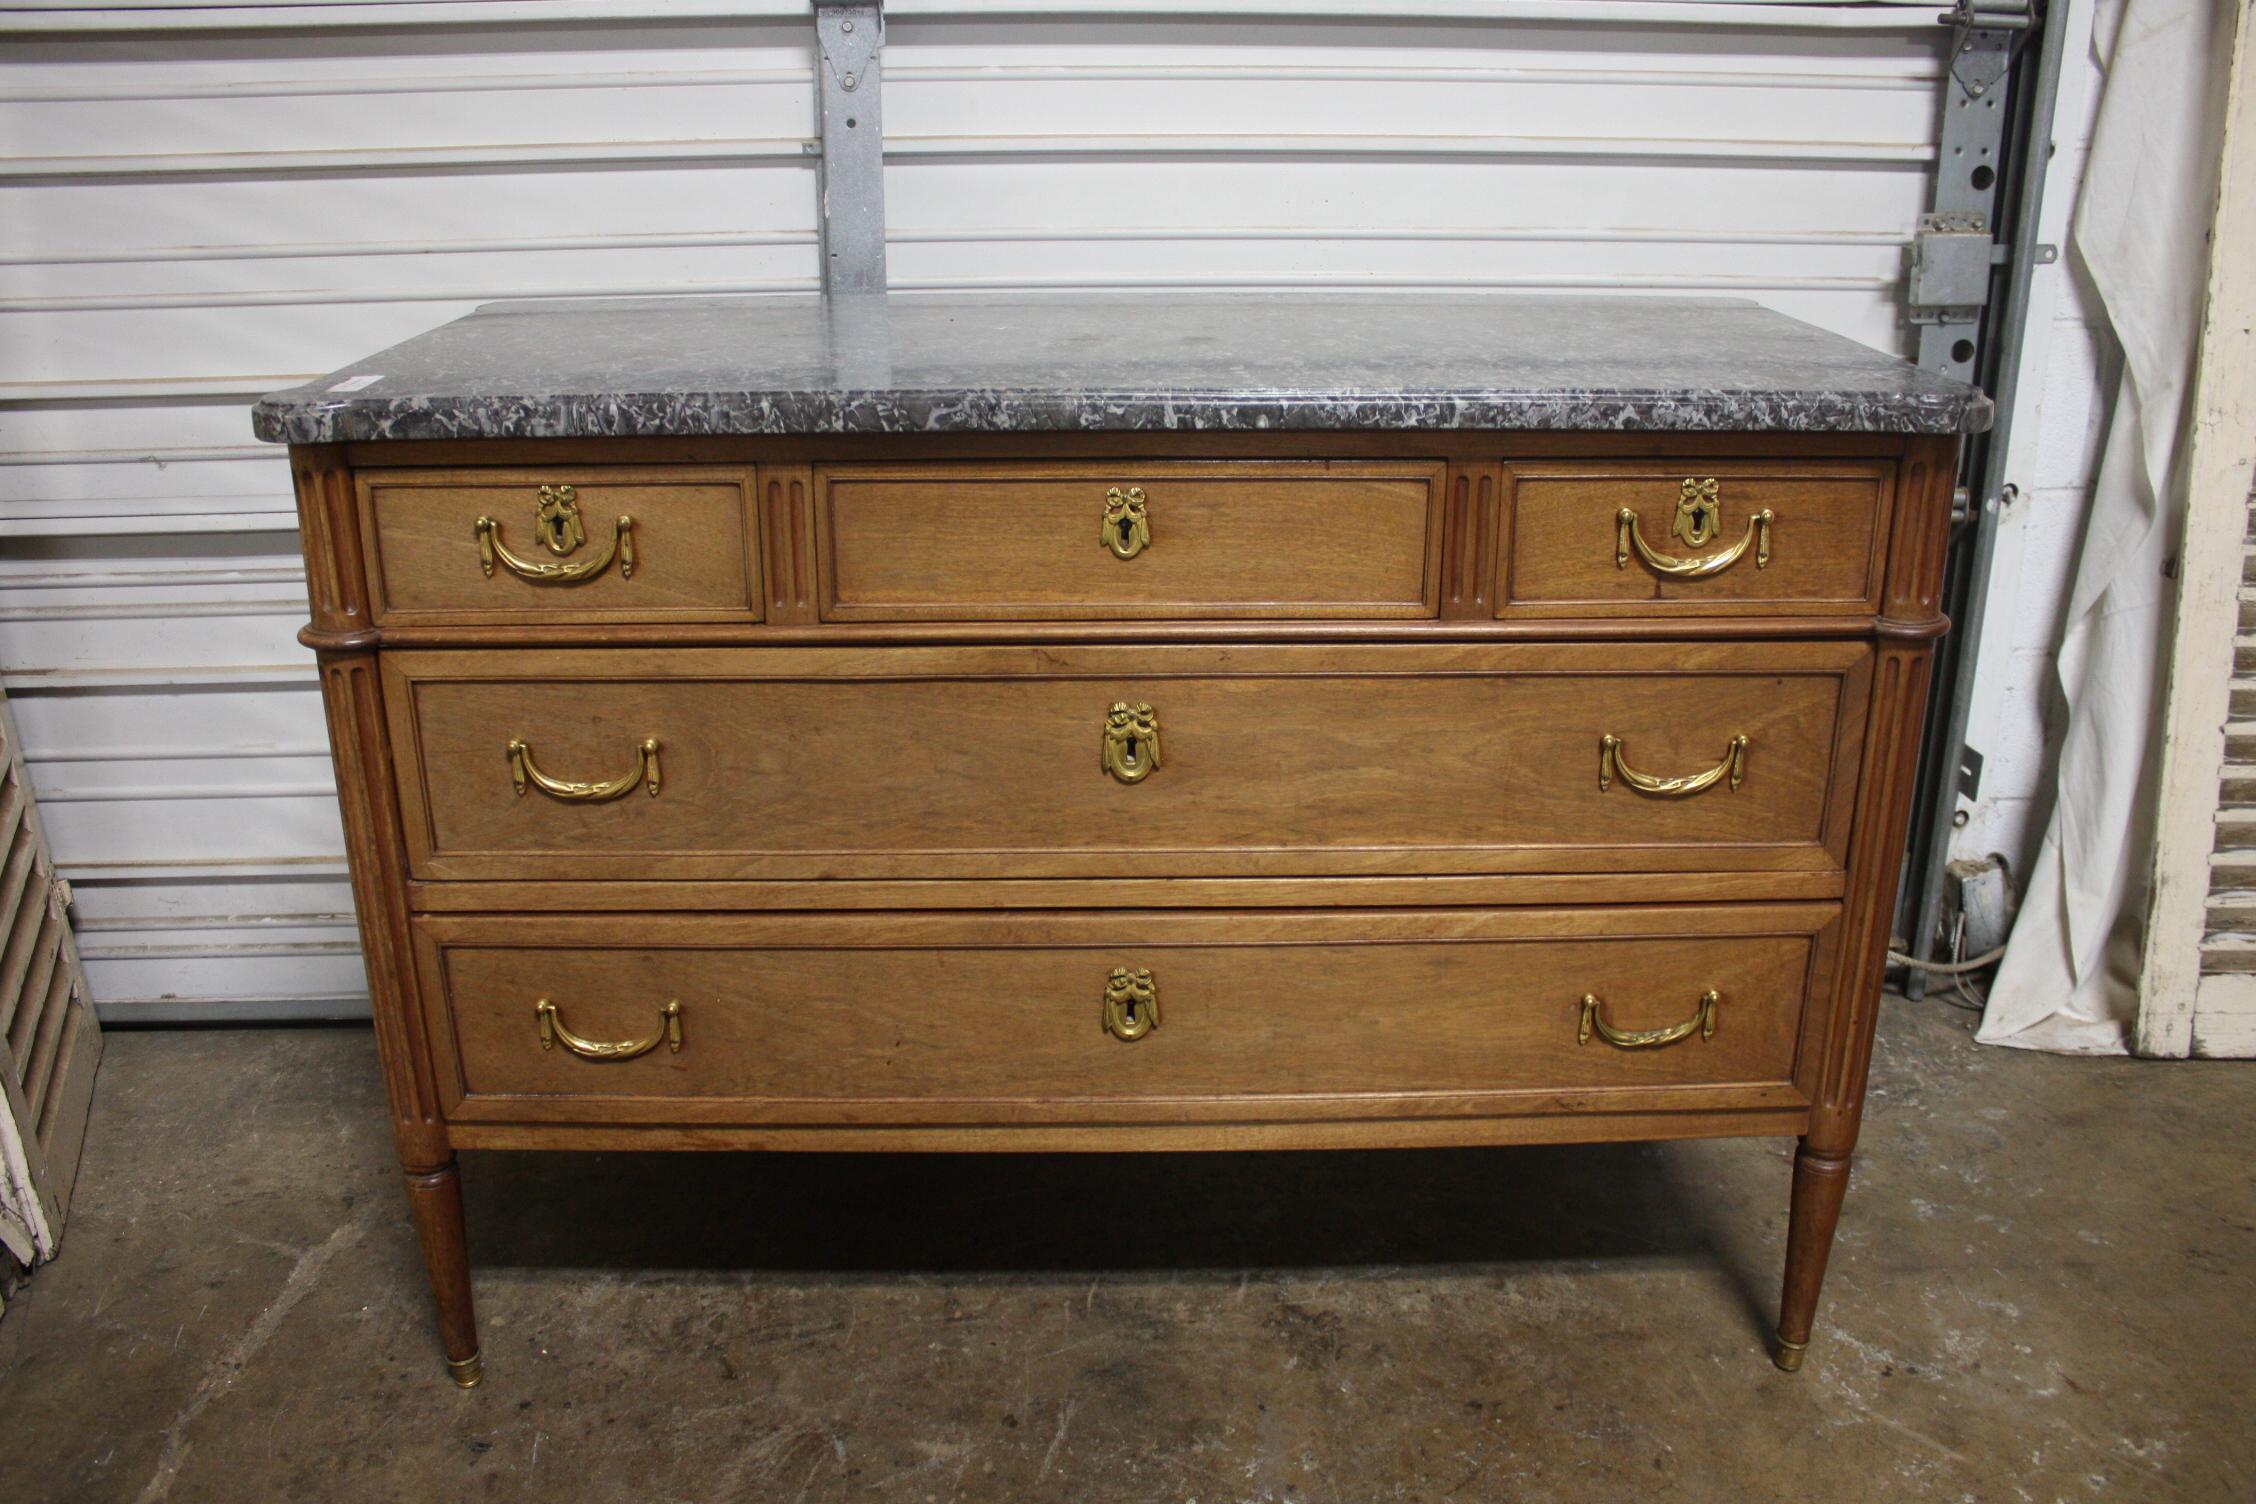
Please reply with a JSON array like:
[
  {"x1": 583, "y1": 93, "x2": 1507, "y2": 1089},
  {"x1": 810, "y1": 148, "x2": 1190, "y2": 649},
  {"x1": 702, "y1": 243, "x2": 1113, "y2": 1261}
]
[{"x1": 0, "y1": 0, "x2": 1955, "y2": 1021}]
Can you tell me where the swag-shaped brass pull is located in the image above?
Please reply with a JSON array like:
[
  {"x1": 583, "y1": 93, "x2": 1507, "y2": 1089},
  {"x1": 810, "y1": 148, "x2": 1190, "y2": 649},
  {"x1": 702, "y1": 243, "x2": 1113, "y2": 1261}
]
[
  {"x1": 508, "y1": 737, "x2": 661, "y2": 802},
  {"x1": 475, "y1": 484, "x2": 636, "y2": 584},
  {"x1": 1616, "y1": 478, "x2": 1772, "y2": 579},
  {"x1": 1102, "y1": 967, "x2": 1160, "y2": 1041},
  {"x1": 1101, "y1": 702, "x2": 1162, "y2": 784},
  {"x1": 1101, "y1": 486, "x2": 1151, "y2": 559},
  {"x1": 536, "y1": 997, "x2": 682, "y2": 1060},
  {"x1": 1599, "y1": 733, "x2": 1746, "y2": 797},
  {"x1": 1579, "y1": 990, "x2": 1718, "y2": 1050}
]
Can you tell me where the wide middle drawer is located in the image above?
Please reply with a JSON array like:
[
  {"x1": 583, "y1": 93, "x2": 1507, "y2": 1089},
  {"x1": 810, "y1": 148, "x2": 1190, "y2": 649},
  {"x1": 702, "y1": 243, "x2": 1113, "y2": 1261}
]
[
  {"x1": 384, "y1": 642, "x2": 1870, "y2": 881},
  {"x1": 816, "y1": 459, "x2": 1445, "y2": 620}
]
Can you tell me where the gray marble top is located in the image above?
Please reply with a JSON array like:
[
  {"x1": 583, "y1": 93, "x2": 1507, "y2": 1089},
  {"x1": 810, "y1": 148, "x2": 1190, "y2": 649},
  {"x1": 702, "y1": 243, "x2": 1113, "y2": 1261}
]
[{"x1": 251, "y1": 292, "x2": 1990, "y2": 443}]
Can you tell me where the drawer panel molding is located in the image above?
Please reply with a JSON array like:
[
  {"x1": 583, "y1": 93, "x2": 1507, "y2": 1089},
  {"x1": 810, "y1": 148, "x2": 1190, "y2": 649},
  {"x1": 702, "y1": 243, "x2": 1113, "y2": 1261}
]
[
  {"x1": 818, "y1": 460, "x2": 1446, "y2": 621},
  {"x1": 1498, "y1": 460, "x2": 1895, "y2": 618},
  {"x1": 357, "y1": 466, "x2": 764, "y2": 625},
  {"x1": 415, "y1": 905, "x2": 1840, "y2": 1127},
  {"x1": 382, "y1": 642, "x2": 1872, "y2": 882}
]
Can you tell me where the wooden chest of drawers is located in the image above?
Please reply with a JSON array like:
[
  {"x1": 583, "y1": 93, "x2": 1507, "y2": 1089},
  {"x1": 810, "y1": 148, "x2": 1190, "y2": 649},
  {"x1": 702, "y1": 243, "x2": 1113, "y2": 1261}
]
[{"x1": 257, "y1": 292, "x2": 1987, "y2": 1387}]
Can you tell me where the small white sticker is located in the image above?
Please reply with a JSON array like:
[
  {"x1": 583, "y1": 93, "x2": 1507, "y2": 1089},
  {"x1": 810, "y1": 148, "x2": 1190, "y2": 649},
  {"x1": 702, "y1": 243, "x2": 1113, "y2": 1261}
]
[{"x1": 328, "y1": 374, "x2": 383, "y2": 392}]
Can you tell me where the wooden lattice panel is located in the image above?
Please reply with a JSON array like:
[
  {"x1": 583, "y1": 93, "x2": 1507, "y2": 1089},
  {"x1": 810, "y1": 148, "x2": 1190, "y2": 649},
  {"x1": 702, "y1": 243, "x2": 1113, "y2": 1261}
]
[{"x1": 0, "y1": 688, "x2": 101, "y2": 1266}]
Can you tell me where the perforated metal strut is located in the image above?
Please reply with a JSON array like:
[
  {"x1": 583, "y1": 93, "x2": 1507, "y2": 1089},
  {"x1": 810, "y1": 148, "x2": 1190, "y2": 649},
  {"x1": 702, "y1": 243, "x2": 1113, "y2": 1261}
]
[
  {"x1": 812, "y1": 1, "x2": 888, "y2": 293},
  {"x1": 1911, "y1": 0, "x2": 2034, "y2": 384}
]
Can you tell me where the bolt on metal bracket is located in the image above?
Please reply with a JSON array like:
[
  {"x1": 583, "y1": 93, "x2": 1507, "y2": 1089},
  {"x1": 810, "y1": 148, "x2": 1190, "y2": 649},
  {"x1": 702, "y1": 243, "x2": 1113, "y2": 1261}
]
[
  {"x1": 1948, "y1": 21, "x2": 2019, "y2": 98},
  {"x1": 1911, "y1": 212, "x2": 1996, "y2": 321}
]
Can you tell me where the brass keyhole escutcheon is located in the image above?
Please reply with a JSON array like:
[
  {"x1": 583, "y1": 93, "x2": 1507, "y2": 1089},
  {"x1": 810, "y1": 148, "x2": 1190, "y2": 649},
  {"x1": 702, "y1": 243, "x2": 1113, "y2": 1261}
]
[
  {"x1": 1672, "y1": 477, "x2": 1721, "y2": 549},
  {"x1": 534, "y1": 483, "x2": 588, "y2": 556},
  {"x1": 1101, "y1": 486, "x2": 1151, "y2": 559},
  {"x1": 1102, "y1": 967, "x2": 1159, "y2": 1041},
  {"x1": 1101, "y1": 702, "x2": 1162, "y2": 784}
]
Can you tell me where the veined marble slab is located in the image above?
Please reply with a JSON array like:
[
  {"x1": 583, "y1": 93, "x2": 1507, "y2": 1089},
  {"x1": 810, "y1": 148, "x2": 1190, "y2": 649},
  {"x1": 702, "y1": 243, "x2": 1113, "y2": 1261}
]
[{"x1": 253, "y1": 292, "x2": 1991, "y2": 443}]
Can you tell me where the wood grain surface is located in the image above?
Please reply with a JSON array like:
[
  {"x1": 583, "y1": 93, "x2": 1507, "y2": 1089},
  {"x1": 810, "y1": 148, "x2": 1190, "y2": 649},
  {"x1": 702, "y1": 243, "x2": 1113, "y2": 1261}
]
[
  {"x1": 381, "y1": 641, "x2": 1870, "y2": 881},
  {"x1": 292, "y1": 426, "x2": 1963, "y2": 1377},
  {"x1": 818, "y1": 459, "x2": 1443, "y2": 620},
  {"x1": 415, "y1": 904, "x2": 1834, "y2": 1126},
  {"x1": 358, "y1": 466, "x2": 762, "y2": 624},
  {"x1": 1498, "y1": 459, "x2": 1893, "y2": 617}
]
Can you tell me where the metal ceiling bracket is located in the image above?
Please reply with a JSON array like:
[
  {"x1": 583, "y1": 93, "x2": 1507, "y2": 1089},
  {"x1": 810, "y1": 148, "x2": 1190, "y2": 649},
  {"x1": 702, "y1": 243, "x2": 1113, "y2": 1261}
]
[{"x1": 812, "y1": 0, "x2": 887, "y2": 293}]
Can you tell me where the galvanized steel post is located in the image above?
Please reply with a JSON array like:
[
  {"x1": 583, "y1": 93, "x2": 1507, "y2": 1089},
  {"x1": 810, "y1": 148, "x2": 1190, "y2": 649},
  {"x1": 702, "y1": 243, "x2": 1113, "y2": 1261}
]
[{"x1": 812, "y1": 0, "x2": 887, "y2": 292}]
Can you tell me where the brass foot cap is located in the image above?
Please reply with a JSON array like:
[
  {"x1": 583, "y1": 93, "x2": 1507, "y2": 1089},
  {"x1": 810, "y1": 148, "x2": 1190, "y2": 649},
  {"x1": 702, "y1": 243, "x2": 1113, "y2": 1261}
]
[
  {"x1": 1773, "y1": 1337, "x2": 1808, "y2": 1374},
  {"x1": 446, "y1": 1353, "x2": 484, "y2": 1389}
]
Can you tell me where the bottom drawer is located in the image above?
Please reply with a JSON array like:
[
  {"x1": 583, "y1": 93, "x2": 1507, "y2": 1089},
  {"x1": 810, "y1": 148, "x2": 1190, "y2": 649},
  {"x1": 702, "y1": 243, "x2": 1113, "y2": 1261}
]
[{"x1": 416, "y1": 907, "x2": 1837, "y2": 1129}]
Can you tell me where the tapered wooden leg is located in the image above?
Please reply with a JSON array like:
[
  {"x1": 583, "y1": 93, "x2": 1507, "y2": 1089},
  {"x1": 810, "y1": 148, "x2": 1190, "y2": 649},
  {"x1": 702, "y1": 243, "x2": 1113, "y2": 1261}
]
[
  {"x1": 297, "y1": 455, "x2": 483, "y2": 1389},
  {"x1": 1774, "y1": 1143, "x2": 1853, "y2": 1372},
  {"x1": 1766, "y1": 443, "x2": 1956, "y2": 1371},
  {"x1": 402, "y1": 1158, "x2": 482, "y2": 1388}
]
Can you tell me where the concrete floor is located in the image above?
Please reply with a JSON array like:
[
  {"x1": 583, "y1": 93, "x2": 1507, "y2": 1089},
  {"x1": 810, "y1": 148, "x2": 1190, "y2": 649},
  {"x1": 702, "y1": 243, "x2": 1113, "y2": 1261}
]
[{"x1": 0, "y1": 995, "x2": 2248, "y2": 1504}]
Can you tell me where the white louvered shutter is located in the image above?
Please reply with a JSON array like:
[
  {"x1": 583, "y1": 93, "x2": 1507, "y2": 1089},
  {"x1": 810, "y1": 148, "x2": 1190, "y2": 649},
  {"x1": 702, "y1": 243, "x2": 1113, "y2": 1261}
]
[{"x1": 0, "y1": 683, "x2": 100, "y2": 1269}]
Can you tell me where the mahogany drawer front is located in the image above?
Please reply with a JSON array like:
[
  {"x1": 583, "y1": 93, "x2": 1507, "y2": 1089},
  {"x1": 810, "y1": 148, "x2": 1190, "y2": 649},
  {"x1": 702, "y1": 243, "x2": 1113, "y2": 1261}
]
[
  {"x1": 358, "y1": 466, "x2": 763, "y2": 624},
  {"x1": 383, "y1": 641, "x2": 1869, "y2": 882},
  {"x1": 415, "y1": 906, "x2": 1834, "y2": 1126},
  {"x1": 1496, "y1": 460, "x2": 1895, "y2": 617},
  {"x1": 817, "y1": 460, "x2": 1445, "y2": 620}
]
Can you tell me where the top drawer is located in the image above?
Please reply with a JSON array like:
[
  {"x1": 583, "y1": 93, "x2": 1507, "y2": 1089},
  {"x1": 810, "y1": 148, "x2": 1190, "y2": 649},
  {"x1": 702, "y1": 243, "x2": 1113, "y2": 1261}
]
[
  {"x1": 817, "y1": 460, "x2": 1444, "y2": 621},
  {"x1": 358, "y1": 466, "x2": 762, "y2": 625},
  {"x1": 1496, "y1": 460, "x2": 1895, "y2": 618}
]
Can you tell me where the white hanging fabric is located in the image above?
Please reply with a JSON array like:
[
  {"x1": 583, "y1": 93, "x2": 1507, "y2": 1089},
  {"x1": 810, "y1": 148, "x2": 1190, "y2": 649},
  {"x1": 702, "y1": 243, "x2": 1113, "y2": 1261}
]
[{"x1": 1979, "y1": 0, "x2": 2238, "y2": 1052}]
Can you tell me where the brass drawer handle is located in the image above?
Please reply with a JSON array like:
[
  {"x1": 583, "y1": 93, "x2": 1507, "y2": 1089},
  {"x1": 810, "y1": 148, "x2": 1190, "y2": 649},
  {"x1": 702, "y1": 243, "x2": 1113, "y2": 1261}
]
[
  {"x1": 536, "y1": 997, "x2": 682, "y2": 1060},
  {"x1": 1102, "y1": 967, "x2": 1160, "y2": 1041},
  {"x1": 1101, "y1": 702, "x2": 1162, "y2": 784},
  {"x1": 475, "y1": 484, "x2": 636, "y2": 584},
  {"x1": 508, "y1": 737, "x2": 661, "y2": 801},
  {"x1": 1101, "y1": 486, "x2": 1151, "y2": 559},
  {"x1": 1616, "y1": 478, "x2": 1772, "y2": 578},
  {"x1": 1600, "y1": 733, "x2": 1746, "y2": 797},
  {"x1": 1579, "y1": 990, "x2": 1718, "y2": 1049}
]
